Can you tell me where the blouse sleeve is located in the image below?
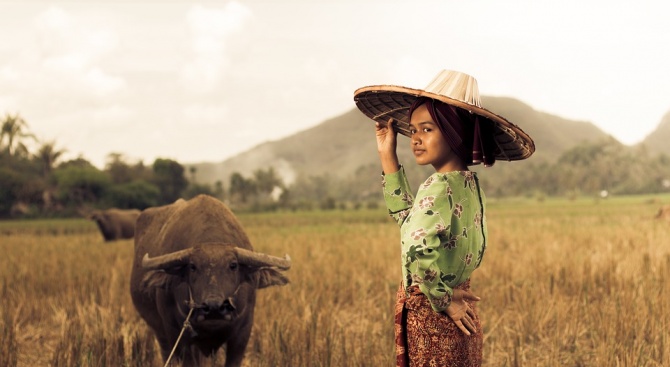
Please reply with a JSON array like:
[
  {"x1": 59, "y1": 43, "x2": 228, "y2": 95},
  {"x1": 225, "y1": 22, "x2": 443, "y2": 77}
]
[
  {"x1": 404, "y1": 178, "x2": 458, "y2": 313},
  {"x1": 382, "y1": 166, "x2": 414, "y2": 226}
]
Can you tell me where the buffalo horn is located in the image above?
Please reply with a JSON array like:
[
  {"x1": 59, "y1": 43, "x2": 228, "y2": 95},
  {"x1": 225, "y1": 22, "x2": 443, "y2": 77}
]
[
  {"x1": 142, "y1": 248, "x2": 193, "y2": 270},
  {"x1": 235, "y1": 248, "x2": 291, "y2": 270}
]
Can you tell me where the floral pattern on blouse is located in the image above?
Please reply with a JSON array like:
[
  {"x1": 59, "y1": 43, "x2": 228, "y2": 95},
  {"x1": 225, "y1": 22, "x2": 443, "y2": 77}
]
[{"x1": 383, "y1": 167, "x2": 487, "y2": 312}]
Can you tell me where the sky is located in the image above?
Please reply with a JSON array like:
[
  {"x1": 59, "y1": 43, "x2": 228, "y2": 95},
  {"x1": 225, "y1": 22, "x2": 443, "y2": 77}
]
[{"x1": 1, "y1": 0, "x2": 668, "y2": 169}]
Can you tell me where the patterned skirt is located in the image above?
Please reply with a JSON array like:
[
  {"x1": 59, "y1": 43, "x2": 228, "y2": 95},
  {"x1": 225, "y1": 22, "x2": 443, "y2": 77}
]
[{"x1": 394, "y1": 280, "x2": 483, "y2": 367}]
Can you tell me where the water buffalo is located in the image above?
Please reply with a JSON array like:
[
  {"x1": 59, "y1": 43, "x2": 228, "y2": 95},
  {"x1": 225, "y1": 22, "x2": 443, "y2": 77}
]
[
  {"x1": 129, "y1": 194, "x2": 291, "y2": 367},
  {"x1": 655, "y1": 204, "x2": 670, "y2": 220},
  {"x1": 88, "y1": 208, "x2": 141, "y2": 242}
]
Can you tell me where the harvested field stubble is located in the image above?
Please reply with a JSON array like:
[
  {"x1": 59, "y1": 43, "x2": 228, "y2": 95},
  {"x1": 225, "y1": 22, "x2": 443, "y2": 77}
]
[{"x1": 1, "y1": 198, "x2": 669, "y2": 366}]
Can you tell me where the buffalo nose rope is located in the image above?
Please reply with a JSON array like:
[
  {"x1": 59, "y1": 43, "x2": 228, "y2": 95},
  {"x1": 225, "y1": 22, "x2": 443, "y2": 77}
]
[
  {"x1": 162, "y1": 283, "x2": 244, "y2": 366},
  {"x1": 164, "y1": 308, "x2": 194, "y2": 367},
  {"x1": 163, "y1": 287, "x2": 197, "y2": 367}
]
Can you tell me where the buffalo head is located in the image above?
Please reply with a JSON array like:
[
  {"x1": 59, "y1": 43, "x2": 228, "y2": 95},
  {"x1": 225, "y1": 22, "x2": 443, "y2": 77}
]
[{"x1": 141, "y1": 243, "x2": 290, "y2": 328}]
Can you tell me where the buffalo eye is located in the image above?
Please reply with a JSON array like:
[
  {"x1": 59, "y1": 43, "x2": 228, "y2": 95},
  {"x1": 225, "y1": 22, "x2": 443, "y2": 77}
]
[
  {"x1": 229, "y1": 262, "x2": 238, "y2": 270},
  {"x1": 189, "y1": 263, "x2": 197, "y2": 272}
]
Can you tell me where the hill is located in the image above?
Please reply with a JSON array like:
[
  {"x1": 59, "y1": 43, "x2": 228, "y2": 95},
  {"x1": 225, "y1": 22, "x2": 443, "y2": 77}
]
[
  {"x1": 189, "y1": 96, "x2": 611, "y2": 187},
  {"x1": 480, "y1": 96, "x2": 610, "y2": 158},
  {"x1": 641, "y1": 111, "x2": 670, "y2": 156}
]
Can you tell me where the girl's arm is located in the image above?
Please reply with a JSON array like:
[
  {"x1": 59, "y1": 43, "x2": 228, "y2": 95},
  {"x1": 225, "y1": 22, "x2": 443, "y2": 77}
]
[
  {"x1": 382, "y1": 167, "x2": 413, "y2": 226},
  {"x1": 376, "y1": 118, "x2": 399, "y2": 174},
  {"x1": 378, "y1": 117, "x2": 413, "y2": 225}
]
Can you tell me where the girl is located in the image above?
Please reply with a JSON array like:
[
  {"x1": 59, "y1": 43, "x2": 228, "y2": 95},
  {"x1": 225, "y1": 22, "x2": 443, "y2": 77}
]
[{"x1": 354, "y1": 70, "x2": 535, "y2": 366}]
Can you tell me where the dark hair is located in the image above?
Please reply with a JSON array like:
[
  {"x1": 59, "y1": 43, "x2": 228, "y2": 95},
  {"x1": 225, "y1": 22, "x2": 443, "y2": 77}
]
[{"x1": 408, "y1": 97, "x2": 496, "y2": 166}]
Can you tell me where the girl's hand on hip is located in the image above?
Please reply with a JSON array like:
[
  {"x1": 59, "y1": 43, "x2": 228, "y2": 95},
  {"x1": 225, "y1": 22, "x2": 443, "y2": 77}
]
[{"x1": 446, "y1": 289, "x2": 481, "y2": 336}]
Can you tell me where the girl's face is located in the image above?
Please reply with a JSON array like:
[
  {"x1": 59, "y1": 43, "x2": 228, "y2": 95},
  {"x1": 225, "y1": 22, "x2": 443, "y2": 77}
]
[{"x1": 409, "y1": 103, "x2": 464, "y2": 173}]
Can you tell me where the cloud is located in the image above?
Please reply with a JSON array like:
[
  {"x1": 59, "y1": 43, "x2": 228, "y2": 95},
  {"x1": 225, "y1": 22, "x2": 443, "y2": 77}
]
[
  {"x1": 35, "y1": 7, "x2": 118, "y2": 69},
  {"x1": 303, "y1": 58, "x2": 339, "y2": 85},
  {"x1": 23, "y1": 6, "x2": 125, "y2": 98},
  {"x1": 89, "y1": 105, "x2": 136, "y2": 128},
  {"x1": 0, "y1": 67, "x2": 20, "y2": 111},
  {"x1": 84, "y1": 68, "x2": 126, "y2": 96},
  {"x1": 180, "y1": 2, "x2": 252, "y2": 93},
  {"x1": 181, "y1": 104, "x2": 230, "y2": 127},
  {"x1": 387, "y1": 57, "x2": 434, "y2": 88},
  {"x1": 0, "y1": 66, "x2": 20, "y2": 83},
  {"x1": 0, "y1": 5, "x2": 131, "y2": 167}
]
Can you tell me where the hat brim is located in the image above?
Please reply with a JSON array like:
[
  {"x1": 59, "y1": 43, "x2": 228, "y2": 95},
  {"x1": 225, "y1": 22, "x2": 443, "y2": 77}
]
[{"x1": 354, "y1": 85, "x2": 535, "y2": 161}]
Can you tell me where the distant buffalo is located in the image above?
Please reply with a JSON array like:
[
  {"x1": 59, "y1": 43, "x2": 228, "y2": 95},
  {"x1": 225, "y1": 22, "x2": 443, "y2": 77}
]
[
  {"x1": 87, "y1": 208, "x2": 141, "y2": 242},
  {"x1": 130, "y1": 194, "x2": 291, "y2": 367},
  {"x1": 655, "y1": 205, "x2": 670, "y2": 221}
]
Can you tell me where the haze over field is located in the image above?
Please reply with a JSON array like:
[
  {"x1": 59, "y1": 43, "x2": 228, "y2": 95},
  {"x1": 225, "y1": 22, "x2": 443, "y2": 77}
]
[{"x1": 1, "y1": 0, "x2": 668, "y2": 168}]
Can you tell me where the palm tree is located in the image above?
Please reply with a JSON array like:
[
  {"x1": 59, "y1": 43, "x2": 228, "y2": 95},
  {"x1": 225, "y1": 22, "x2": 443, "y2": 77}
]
[
  {"x1": 35, "y1": 140, "x2": 66, "y2": 211},
  {"x1": 0, "y1": 113, "x2": 36, "y2": 157},
  {"x1": 36, "y1": 140, "x2": 66, "y2": 177}
]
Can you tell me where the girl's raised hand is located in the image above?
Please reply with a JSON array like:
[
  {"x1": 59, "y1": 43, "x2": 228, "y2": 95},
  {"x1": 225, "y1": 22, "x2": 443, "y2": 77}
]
[
  {"x1": 375, "y1": 118, "x2": 397, "y2": 155},
  {"x1": 375, "y1": 117, "x2": 400, "y2": 174}
]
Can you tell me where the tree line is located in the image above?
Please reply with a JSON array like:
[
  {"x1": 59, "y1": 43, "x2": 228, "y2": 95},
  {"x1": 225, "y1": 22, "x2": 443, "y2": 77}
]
[
  {"x1": 0, "y1": 113, "x2": 292, "y2": 218},
  {"x1": 271, "y1": 136, "x2": 670, "y2": 206},
  {"x1": 3, "y1": 112, "x2": 670, "y2": 218},
  {"x1": 475, "y1": 136, "x2": 670, "y2": 199}
]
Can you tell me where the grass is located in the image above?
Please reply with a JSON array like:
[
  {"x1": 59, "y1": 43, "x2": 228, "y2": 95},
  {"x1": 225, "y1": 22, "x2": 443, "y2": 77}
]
[{"x1": 1, "y1": 195, "x2": 669, "y2": 366}]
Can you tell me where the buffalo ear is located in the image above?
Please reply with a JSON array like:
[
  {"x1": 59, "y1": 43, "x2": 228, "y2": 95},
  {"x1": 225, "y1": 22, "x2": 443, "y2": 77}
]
[
  {"x1": 257, "y1": 268, "x2": 289, "y2": 289},
  {"x1": 141, "y1": 266, "x2": 184, "y2": 291},
  {"x1": 141, "y1": 270, "x2": 172, "y2": 290}
]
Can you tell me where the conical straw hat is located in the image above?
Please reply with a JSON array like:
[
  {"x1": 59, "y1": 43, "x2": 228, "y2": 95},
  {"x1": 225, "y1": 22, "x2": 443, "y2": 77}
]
[{"x1": 354, "y1": 70, "x2": 535, "y2": 161}]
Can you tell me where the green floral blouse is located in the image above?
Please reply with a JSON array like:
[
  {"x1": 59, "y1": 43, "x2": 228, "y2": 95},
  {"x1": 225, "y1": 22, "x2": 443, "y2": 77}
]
[{"x1": 383, "y1": 166, "x2": 488, "y2": 312}]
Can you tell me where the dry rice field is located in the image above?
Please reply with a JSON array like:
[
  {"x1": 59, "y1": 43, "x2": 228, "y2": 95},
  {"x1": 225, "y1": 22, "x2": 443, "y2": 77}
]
[{"x1": 1, "y1": 195, "x2": 669, "y2": 366}]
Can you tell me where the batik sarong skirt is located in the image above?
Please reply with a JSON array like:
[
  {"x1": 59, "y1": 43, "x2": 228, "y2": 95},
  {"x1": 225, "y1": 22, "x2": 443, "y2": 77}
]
[{"x1": 394, "y1": 279, "x2": 483, "y2": 367}]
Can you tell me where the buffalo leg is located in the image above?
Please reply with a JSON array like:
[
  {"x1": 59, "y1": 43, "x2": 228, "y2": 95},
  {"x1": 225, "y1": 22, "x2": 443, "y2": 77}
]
[
  {"x1": 155, "y1": 335, "x2": 172, "y2": 364},
  {"x1": 224, "y1": 326, "x2": 252, "y2": 367}
]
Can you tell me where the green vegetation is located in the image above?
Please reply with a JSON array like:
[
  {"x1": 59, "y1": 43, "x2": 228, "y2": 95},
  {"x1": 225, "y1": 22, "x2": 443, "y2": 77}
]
[
  {"x1": 0, "y1": 113, "x2": 218, "y2": 218},
  {"x1": 0, "y1": 113, "x2": 302, "y2": 217},
  {"x1": 1, "y1": 196, "x2": 669, "y2": 366},
  {"x1": 4, "y1": 108, "x2": 670, "y2": 220}
]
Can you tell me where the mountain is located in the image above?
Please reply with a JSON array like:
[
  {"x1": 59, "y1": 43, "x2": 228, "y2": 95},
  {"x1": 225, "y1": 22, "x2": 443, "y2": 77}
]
[
  {"x1": 188, "y1": 96, "x2": 612, "y2": 187},
  {"x1": 480, "y1": 96, "x2": 610, "y2": 158},
  {"x1": 641, "y1": 111, "x2": 670, "y2": 156}
]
